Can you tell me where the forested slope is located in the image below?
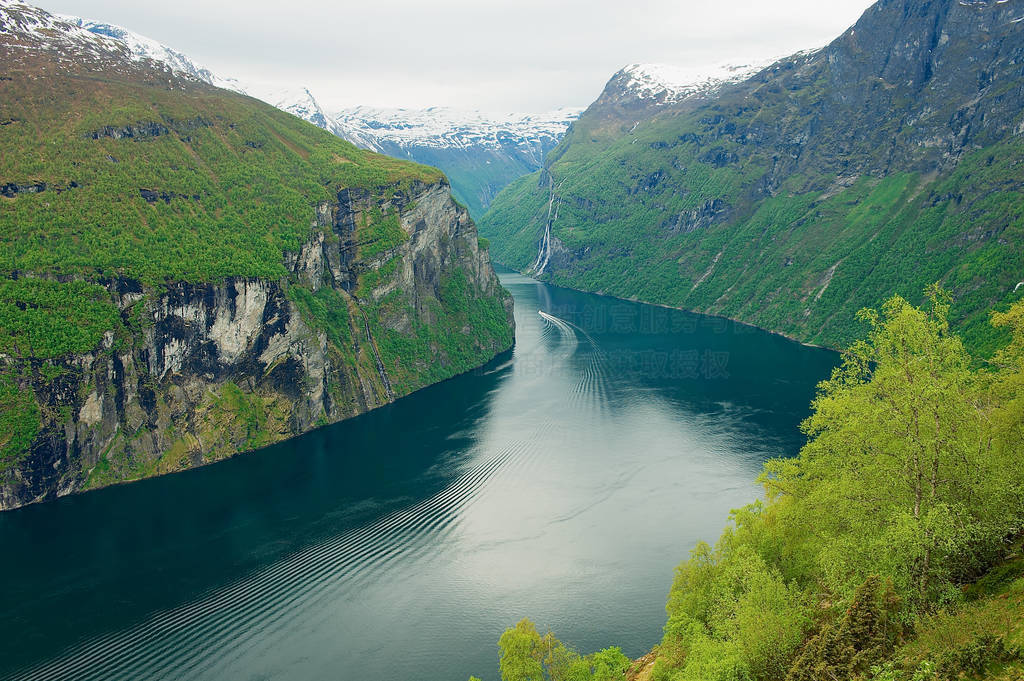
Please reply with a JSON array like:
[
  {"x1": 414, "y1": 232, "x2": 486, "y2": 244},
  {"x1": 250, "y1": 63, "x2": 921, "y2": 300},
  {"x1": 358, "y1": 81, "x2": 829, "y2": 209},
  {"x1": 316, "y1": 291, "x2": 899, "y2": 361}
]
[{"x1": 480, "y1": 0, "x2": 1024, "y2": 354}]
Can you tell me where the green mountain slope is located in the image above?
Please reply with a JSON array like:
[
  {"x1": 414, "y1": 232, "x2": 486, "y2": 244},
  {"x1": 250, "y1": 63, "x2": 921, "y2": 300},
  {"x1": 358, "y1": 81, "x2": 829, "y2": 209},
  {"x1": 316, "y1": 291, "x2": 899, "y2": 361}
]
[
  {"x1": 0, "y1": 2, "x2": 513, "y2": 509},
  {"x1": 340, "y1": 118, "x2": 573, "y2": 221},
  {"x1": 480, "y1": 0, "x2": 1024, "y2": 354},
  {"x1": 398, "y1": 143, "x2": 547, "y2": 221}
]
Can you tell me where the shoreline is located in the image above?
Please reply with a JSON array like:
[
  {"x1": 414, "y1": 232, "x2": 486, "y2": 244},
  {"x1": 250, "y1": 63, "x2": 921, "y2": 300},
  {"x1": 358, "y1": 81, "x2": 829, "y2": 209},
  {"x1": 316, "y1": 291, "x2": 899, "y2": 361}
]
[{"x1": 494, "y1": 264, "x2": 840, "y2": 354}]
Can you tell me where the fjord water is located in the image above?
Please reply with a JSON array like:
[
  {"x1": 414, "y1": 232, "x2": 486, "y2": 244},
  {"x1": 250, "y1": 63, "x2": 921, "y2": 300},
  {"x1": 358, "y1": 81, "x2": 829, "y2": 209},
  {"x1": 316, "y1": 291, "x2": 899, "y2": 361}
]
[{"x1": 0, "y1": 269, "x2": 836, "y2": 681}]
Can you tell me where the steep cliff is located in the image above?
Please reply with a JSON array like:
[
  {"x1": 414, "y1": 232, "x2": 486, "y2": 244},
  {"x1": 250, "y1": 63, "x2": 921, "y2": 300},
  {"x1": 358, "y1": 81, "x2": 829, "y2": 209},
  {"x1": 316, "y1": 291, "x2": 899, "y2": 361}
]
[
  {"x1": 0, "y1": 1, "x2": 513, "y2": 510},
  {"x1": 481, "y1": 0, "x2": 1024, "y2": 352}
]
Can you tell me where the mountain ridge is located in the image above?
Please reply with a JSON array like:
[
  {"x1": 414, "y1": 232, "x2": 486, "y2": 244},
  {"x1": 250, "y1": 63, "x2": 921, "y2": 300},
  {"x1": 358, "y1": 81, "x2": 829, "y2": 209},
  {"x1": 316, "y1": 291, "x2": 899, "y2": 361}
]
[
  {"x1": 480, "y1": 0, "x2": 1024, "y2": 353},
  {"x1": 49, "y1": 11, "x2": 580, "y2": 217}
]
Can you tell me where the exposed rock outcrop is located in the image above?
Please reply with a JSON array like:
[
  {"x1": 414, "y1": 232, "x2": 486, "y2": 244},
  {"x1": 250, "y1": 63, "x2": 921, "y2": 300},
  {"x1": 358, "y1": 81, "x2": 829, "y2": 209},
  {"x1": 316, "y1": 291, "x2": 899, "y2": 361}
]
[{"x1": 0, "y1": 179, "x2": 513, "y2": 510}]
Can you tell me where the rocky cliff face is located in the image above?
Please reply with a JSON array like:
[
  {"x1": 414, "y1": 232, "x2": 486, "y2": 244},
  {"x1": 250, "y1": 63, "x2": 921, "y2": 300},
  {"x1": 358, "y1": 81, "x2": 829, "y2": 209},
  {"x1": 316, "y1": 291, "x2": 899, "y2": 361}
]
[
  {"x1": 1, "y1": 180, "x2": 512, "y2": 510},
  {"x1": 481, "y1": 0, "x2": 1024, "y2": 352},
  {"x1": 742, "y1": 0, "x2": 1024, "y2": 180},
  {"x1": 0, "y1": 2, "x2": 516, "y2": 511}
]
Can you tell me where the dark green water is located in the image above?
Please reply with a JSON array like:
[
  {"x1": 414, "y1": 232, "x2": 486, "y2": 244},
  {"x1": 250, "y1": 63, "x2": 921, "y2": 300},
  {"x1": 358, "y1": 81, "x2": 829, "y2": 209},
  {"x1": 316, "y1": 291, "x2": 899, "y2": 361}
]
[{"x1": 0, "y1": 269, "x2": 837, "y2": 681}]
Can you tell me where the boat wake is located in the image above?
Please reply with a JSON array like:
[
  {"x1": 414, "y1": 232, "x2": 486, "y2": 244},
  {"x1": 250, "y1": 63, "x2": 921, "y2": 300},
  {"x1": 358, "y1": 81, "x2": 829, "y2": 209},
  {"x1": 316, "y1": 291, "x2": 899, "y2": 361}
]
[
  {"x1": 5, "y1": 441, "x2": 543, "y2": 681},
  {"x1": 537, "y1": 310, "x2": 611, "y2": 415}
]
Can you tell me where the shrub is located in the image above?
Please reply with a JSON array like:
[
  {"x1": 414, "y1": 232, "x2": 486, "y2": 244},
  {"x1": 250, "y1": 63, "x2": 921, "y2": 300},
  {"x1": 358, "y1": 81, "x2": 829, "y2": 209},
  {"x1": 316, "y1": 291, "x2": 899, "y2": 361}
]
[{"x1": 787, "y1": 576, "x2": 901, "y2": 681}]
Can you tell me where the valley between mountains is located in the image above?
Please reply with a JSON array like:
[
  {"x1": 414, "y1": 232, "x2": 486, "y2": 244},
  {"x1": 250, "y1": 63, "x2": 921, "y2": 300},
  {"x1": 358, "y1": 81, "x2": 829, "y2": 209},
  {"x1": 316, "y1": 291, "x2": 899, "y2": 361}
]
[{"x1": 2, "y1": 1, "x2": 1024, "y2": 681}]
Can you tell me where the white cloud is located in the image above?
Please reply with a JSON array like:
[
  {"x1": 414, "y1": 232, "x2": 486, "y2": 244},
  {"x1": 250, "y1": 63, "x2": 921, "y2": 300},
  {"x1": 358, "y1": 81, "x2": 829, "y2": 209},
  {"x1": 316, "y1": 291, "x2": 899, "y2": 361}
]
[{"x1": 34, "y1": 0, "x2": 876, "y2": 111}]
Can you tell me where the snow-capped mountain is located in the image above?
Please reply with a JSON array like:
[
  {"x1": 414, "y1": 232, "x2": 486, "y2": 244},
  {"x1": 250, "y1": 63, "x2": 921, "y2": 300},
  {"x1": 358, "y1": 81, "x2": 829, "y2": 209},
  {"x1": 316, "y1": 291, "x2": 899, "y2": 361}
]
[
  {"x1": 58, "y1": 14, "x2": 337, "y2": 131},
  {"x1": 330, "y1": 106, "x2": 581, "y2": 217},
  {"x1": 0, "y1": 0, "x2": 129, "y2": 63},
  {"x1": 332, "y1": 106, "x2": 580, "y2": 156},
  {"x1": 254, "y1": 86, "x2": 349, "y2": 135},
  {"x1": 57, "y1": 15, "x2": 244, "y2": 91},
  {"x1": 49, "y1": 7, "x2": 577, "y2": 216},
  {"x1": 58, "y1": 9, "x2": 577, "y2": 163},
  {"x1": 614, "y1": 59, "x2": 778, "y2": 104},
  {"x1": 591, "y1": 56, "x2": 794, "y2": 114}
]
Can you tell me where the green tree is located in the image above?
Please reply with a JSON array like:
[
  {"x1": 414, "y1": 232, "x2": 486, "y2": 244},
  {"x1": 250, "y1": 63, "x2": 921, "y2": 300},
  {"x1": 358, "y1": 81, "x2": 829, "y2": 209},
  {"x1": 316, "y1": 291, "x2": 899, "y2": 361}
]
[
  {"x1": 499, "y1": 619, "x2": 545, "y2": 681},
  {"x1": 496, "y1": 620, "x2": 630, "y2": 681},
  {"x1": 989, "y1": 301, "x2": 1024, "y2": 496},
  {"x1": 660, "y1": 543, "x2": 809, "y2": 681},
  {"x1": 589, "y1": 647, "x2": 630, "y2": 681},
  {"x1": 764, "y1": 288, "x2": 1019, "y2": 609},
  {"x1": 542, "y1": 633, "x2": 591, "y2": 681},
  {"x1": 786, "y1": 576, "x2": 901, "y2": 681}
]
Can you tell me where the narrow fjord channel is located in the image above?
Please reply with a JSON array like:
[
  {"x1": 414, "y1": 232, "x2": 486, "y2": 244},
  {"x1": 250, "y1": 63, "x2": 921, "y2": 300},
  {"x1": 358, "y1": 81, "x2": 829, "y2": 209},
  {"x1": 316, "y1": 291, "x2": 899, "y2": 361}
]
[{"x1": 0, "y1": 268, "x2": 837, "y2": 681}]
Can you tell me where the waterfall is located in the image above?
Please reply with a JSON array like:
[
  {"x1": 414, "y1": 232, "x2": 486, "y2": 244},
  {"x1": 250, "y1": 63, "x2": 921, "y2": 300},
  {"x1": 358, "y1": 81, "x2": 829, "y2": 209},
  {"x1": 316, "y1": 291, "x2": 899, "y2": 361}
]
[{"x1": 530, "y1": 172, "x2": 560, "y2": 276}]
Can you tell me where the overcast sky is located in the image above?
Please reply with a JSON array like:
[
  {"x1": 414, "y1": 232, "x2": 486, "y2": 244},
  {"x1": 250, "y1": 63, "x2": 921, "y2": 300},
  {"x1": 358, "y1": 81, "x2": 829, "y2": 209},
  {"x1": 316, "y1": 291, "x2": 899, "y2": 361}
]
[{"x1": 36, "y1": 0, "x2": 875, "y2": 112}]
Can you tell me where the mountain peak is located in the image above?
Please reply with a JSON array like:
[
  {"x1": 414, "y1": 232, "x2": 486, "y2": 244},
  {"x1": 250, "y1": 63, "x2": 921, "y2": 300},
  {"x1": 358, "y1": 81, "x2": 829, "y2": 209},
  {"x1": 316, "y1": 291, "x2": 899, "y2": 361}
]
[
  {"x1": 253, "y1": 85, "x2": 333, "y2": 129},
  {"x1": 0, "y1": 0, "x2": 128, "y2": 63},
  {"x1": 607, "y1": 58, "x2": 782, "y2": 106},
  {"x1": 55, "y1": 15, "x2": 244, "y2": 91}
]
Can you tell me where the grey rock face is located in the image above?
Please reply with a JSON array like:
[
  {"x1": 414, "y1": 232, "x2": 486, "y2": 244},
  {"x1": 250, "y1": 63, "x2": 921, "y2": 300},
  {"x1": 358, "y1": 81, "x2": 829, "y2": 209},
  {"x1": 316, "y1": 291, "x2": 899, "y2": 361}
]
[
  {"x1": 0, "y1": 180, "x2": 513, "y2": 511},
  {"x1": 747, "y1": 0, "x2": 1024, "y2": 180}
]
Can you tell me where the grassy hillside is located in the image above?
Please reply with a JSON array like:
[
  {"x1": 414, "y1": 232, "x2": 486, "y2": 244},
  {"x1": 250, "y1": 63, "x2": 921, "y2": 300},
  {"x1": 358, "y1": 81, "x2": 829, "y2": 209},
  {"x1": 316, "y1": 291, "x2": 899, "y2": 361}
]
[
  {"x1": 480, "y1": 0, "x2": 1024, "y2": 354},
  {"x1": 484, "y1": 130, "x2": 1024, "y2": 354},
  {"x1": 0, "y1": 82, "x2": 442, "y2": 281},
  {"x1": 0, "y1": 67, "x2": 444, "y2": 352}
]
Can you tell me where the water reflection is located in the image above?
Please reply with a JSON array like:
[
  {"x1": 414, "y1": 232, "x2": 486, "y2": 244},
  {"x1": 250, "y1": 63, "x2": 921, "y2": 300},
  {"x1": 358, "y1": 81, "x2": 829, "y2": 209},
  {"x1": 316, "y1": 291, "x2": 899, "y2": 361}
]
[{"x1": 0, "y1": 268, "x2": 836, "y2": 681}]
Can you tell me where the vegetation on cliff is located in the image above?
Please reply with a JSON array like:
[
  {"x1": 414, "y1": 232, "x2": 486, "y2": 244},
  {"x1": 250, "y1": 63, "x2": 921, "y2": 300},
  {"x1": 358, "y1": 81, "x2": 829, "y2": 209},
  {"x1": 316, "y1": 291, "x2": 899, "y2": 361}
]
[
  {"x1": 479, "y1": 0, "x2": 1024, "y2": 355},
  {"x1": 486, "y1": 292, "x2": 1024, "y2": 681},
  {"x1": 0, "y1": 60, "x2": 443, "y2": 282},
  {"x1": 0, "y1": 5, "x2": 514, "y2": 506},
  {"x1": 483, "y1": 139, "x2": 1024, "y2": 356}
]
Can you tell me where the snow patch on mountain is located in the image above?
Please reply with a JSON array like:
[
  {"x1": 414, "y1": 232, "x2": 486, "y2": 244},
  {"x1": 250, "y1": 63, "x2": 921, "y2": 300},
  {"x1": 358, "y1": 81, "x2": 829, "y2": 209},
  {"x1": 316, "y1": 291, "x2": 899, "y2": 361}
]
[
  {"x1": 56, "y1": 16, "x2": 245, "y2": 91},
  {"x1": 0, "y1": 0, "x2": 127, "y2": 60},
  {"x1": 254, "y1": 85, "x2": 345, "y2": 133},
  {"x1": 331, "y1": 106, "x2": 582, "y2": 155},
  {"x1": 53, "y1": 13, "x2": 358, "y2": 140},
  {"x1": 616, "y1": 58, "x2": 780, "y2": 103},
  {"x1": 57, "y1": 13, "x2": 347, "y2": 135}
]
